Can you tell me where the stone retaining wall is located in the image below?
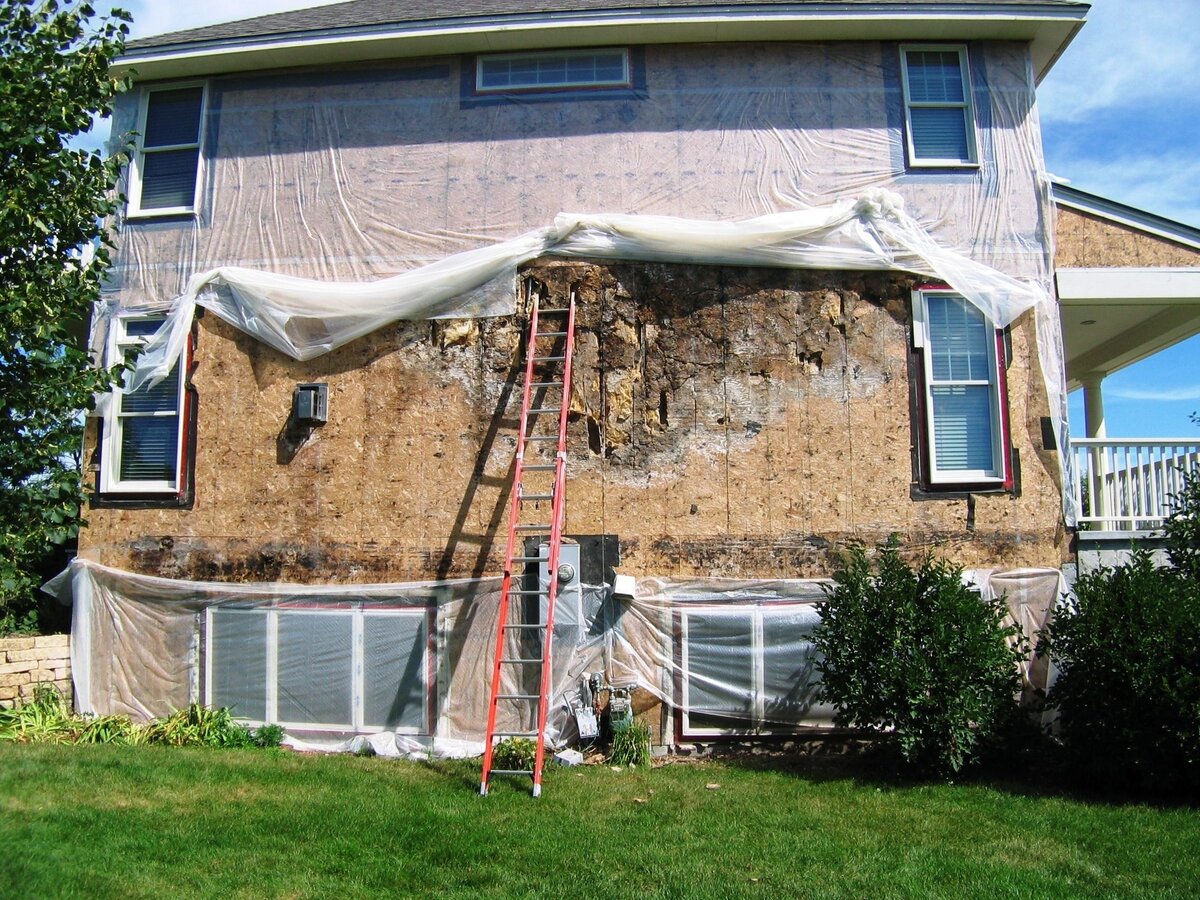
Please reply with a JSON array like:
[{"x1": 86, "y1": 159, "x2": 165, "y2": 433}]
[{"x1": 0, "y1": 634, "x2": 71, "y2": 707}]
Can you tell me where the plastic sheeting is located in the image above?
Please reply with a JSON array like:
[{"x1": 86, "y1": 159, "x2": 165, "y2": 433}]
[
  {"x1": 107, "y1": 192, "x2": 1046, "y2": 393},
  {"x1": 94, "y1": 40, "x2": 1074, "y2": 523},
  {"x1": 46, "y1": 559, "x2": 1064, "y2": 753}
]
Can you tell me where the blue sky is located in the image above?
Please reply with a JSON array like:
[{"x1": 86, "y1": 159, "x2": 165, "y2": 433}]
[{"x1": 113, "y1": 1, "x2": 1199, "y2": 438}]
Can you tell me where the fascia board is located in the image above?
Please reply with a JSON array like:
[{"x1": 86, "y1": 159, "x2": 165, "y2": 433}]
[
  {"x1": 115, "y1": 5, "x2": 1089, "y2": 83},
  {"x1": 1057, "y1": 268, "x2": 1200, "y2": 304}
]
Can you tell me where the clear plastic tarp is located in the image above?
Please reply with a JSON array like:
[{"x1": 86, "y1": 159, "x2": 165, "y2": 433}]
[
  {"x1": 93, "y1": 40, "x2": 1074, "y2": 522},
  {"x1": 46, "y1": 559, "x2": 1064, "y2": 755}
]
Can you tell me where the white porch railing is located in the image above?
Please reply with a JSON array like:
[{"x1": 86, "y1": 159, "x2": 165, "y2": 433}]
[{"x1": 1071, "y1": 438, "x2": 1200, "y2": 531}]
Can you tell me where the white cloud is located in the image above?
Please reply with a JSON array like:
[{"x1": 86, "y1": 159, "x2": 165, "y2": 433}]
[
  {"x1": 1039, "y1": 0, "x2": 1200, "y2": 124},
  {"x1": 1049, "y1": 151, "x2": 1200, "y2": 225},
  {"x1": 1110, "y1": 385, "x2": 1200, "y2": 402}
]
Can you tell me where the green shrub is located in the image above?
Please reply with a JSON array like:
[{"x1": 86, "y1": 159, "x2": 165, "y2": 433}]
[
  {"x1": 609, "y1": 719, "x2": 651, "y2": 768},
  {"x1": 1041, "y1": 551, "x2": 1200, "y2": 791},
  {"x1": 253, "y1": 723, "x2": 286, "y2": 749},
  {"x1": 1165, "y1": 466, "x2": 1200, "y2": 582},
  {"x1": 813, "y1": 540, "x2": 1025, "y2": 776},
  {"x1": 492, "y1": 737, "x2": 538, "y2": 771},
  {"x1": 0, "y1": 689, "x2": 282, "y2": 752},
  {"x1": 0, "y1": 683, "x2": 78, "y2": 743}
]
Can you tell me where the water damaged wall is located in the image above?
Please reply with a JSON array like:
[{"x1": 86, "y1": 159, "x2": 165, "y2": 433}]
[{"x1": 80, "y1": 260, "x2": 1068, "y2": 581}]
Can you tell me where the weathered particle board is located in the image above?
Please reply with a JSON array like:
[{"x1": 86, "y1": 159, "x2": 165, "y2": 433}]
[{"x1": 80, "y1": 261, "x2": 1068, "y2": 582}]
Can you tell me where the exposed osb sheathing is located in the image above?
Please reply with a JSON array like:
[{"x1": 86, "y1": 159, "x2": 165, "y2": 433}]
[
  {"x1": 1055, "y1": 207, "x2": 1200, "y2": 268},
  {"x1": 80, "y1": 261, "x2": 1067, "y2": 582}
]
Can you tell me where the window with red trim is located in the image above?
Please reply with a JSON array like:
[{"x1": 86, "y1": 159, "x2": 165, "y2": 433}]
[{"x1": 912, "y1": 288, "x2": 1012, "y2": 488}]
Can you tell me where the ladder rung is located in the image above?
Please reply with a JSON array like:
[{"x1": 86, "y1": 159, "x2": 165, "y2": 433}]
[
  {"x1": 492, "y1": 731, "x2": 539, "y2": 738},
  {"x1": 531, "y1": 382, "x2": 563, "y2": 389},
  {"x1": 508, "y1": 588, "x2": 549, "y2": 595},
  {"x1": 521, "y1": 493, "x2": 554, "y2": 501},
  {"x1": 500, "y1": 658, "x2": 543, "y2": 664},
  {"x1": 537, "y1": 331, "x2": 568, "y2": 338},
  {"x1": 504, "y1": 623, "x2": 546, "y2": 630},
  {"x1": 509, "y1": 556, "x2": 544, "y2": 563},
  {"x1": 522, "y1": 464, "x2": 556, "y2": 472},
  {"x1": 514, "y1": 524, "x2": 552, "y2": 532},
  {"x1": 532, "y1": 355, "x2": 566, "y2": 362},
  {"x1": 527, "y1": 407, "x2": 561, "y2": 415},
  {"x1": 496, "y1": 694, "x2": 541, "y2": 701},
  {"x1": 489, "y1": 769, "x2": 533, "y2": 776},
  {"x1": 525, "y1": 434, "x2": 559, "y2": 441},
  {"x1": 536, "y1": 308, "x2": 569, "y2": 315}
]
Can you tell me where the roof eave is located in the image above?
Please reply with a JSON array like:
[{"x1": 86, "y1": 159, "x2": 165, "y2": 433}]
[
  {"x1": 1052, "y1": 182, "x2": 1200, "y2": 252},
  {"x1": 115, "y1": 4, "x2": 1089, "y2": 84}
]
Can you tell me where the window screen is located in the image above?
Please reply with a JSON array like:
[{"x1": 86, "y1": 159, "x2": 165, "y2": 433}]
[
  {"x1": 924, "y1": 294, "x2": 999, "y2": 476},
  {"x1": 136, "y1": 86, "x2": 203, "y2": 212},
  {"x1": 901, "y1": 47, "x2": 975, "y2": 165},
  {"x1": 684, "y1": 612, "x2": 755, "y2": 731},
  {"x1": 209, "y1": 609, "x2": 268, "y2": 722},
  {"x1": 276, "y1": 612, "x2": 354, "y2": 727},
  {"x1": 363, "y1": 613, "x2": 428, "y2": 731}
]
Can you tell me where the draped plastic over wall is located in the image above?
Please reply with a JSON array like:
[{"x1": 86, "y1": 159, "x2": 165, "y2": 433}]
[
  {"x1": 48, "y1": 560, "x2": 1063, "y2": 757},
  {"x1": 93, "y1": 41, "x2": 1072, "y2": 517}
]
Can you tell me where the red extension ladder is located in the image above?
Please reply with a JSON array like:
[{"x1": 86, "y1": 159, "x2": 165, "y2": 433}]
[{"x1": 480, "y1": 291, "x2": 577, "y2": 797}]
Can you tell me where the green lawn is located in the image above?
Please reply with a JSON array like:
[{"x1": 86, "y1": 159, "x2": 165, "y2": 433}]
[{"x1": 1, "y1": 745, "x2": 1197, "y2": 899}]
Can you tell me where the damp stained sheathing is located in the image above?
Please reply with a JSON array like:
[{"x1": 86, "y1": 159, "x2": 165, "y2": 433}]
[
  {"x1": 79, "y1": 261, "x2": 1068, "y2": 582},
  {"x1": 1055, "y1": 207, "x2": 1200, "y2": 268}
]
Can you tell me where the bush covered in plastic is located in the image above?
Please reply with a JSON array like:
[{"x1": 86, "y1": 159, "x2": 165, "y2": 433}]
[
  {"x1": 813, "y1": 540, "x2": 1025, "y2": 776},
  {"x1": 1041, "y1": 466, "x2": 1200, "y2": 791}
]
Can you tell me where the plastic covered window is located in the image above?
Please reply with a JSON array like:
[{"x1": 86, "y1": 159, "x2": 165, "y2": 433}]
[
  {"x1": 900, "y1": 45, "x2": 977, "y2": 166},
  {"x1": 129, "y1": 85, "x2": 205, "y2": 216},
  {"x1": 678, "y1": 604, "x2": 827, "y2": 736},
  {"x1": 205, "y1": 607, "x2": 433, "y2": 733},
  {"x1": 476, "y1": 49, "x2": 630, "y2": 93},
  {"x1": 100, "y1": 317, "x2": 186, "y2": 494},
  {"x1": 913, "y1": 290, "x2": 1009, "y2": 485}
]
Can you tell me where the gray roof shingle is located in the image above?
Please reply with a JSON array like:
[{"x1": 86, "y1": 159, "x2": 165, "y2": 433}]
[{"x1": 127, "y1": 0, "x2": 1091, "y2": 51}]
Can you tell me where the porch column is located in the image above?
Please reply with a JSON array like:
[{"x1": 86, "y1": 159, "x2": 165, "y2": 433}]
[
  {"x1": 1081, "y1": 373, "x2": 1107, "y2": 438},
  {"x1": 1080, "y1": 372, "x2": 1109, "y2": 523}
]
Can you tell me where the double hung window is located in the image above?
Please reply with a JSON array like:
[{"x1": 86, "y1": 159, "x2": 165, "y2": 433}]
[
  {"x1": 899, "y1": 45, "x2": 977, "y2": 167},
  {"x1": 128, "y1": 84, "x2": 206, "y2": 216},
  {"x1": 913, "y1": 289, "x2": 1010, "y2": 486},
  {"x1": 99, "y1": 317, "x2": 187, "y2": 495}
]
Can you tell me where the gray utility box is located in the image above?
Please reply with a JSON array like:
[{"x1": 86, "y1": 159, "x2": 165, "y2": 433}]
[{"x1": 293, "y1": 383, "x2": 328, "y2": 426}]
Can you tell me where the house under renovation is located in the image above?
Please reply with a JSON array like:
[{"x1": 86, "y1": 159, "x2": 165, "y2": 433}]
[{"x1": 60, "y1": 0, "x2": 1200, "y2": 784}]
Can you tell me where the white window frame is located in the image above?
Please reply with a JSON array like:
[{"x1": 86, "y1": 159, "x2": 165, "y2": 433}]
[
  {"x1": 899, "y1": 44, "x2": 978, "y2": 168},
  {"x1": 678, "y1": 603, "x2": 824, "y2": 737},
  {"x1": 475, "y1": 48, "x2": 631, "y2": 93},
  {"x1": 912, "y1": 289, "x2": 1007, "y2": 485},
  {"x1": 126, "y1": 81, "x2": 208, "y2": 218},
  {"x1": 99, "y1": 315, "x2": 186, "y2": 495},
  {"x1": 203, "y1": 605, "x2": 436, "y2": 735}
]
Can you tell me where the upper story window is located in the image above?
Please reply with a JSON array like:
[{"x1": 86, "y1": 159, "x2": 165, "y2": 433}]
[
  {"x1": 899, "y1": 45, "x2": 977, "y2": 167},
  {"x1": 127, "y1": 84, "x2": 206, "y2": 217},
  {"x1": 476, "y1": 48, "x2": 631, "y2": 93},
  {"x1": 99, "y1": 317, "x2": 188, "y2": 496},
  {"x1": 912, "y1": 290, "x2": 1010, "y2": 487}
]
